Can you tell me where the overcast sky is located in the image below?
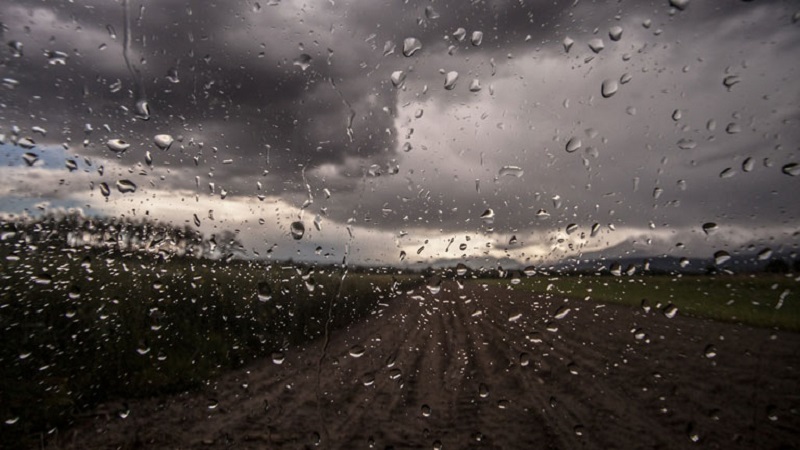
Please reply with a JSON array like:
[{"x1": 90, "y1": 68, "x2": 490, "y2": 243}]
[{"x1": 1, "y1": 0, "x2": 798, "y2": 268}]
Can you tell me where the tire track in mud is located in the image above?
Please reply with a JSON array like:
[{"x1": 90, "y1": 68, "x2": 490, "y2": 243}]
[{"x1": 60, "y1": 281, "x2": 800, "y2": 449}]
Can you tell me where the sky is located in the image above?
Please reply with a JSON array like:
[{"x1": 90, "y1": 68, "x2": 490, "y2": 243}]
[{"x1": 0, "y1": 0, "x2": 798, "y2": 268}]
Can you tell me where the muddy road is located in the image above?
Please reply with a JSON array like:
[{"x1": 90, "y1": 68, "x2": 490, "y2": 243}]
[{"x1": 60, "y1": 281, "x2": 800, "y2": 449}]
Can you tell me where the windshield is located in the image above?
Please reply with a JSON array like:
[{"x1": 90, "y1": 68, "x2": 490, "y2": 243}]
[{"x1": 1, "y1": 0, "x2": 799, "y2": 448}]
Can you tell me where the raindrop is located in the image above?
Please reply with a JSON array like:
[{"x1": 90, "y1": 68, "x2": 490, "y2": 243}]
[
  {"x1": 663, "y1": 304, "x2": 678, "y2": 319},
  {"x1": 672, "y1": 109, "x2": 683, "y2": 121},
  {"x1": 480, "y1": 209, "x2": 495, "y2": 223},
  {"x1": 469, "y1": 79, "x2": 482, "y2": 92},
  {"x1": 453, "y1": 28, "x2": 467, "y2": 42},
  {"x1": 719, "y1": 168, "x2": 736, "y2": 179},
  {"x1": 471, "y1": 31, "x2": 483, "y2": 46},
  {"x1": 653, "y1": 187, "x2": 663, "y2": 199},
  {"x1": 382, "y1": 41, "x2": 396, "y2": 56},
  {"x1": 22, "y1": 152, "x2": 38, "y2": 166},
  {"x1": 722, "y1": 75, "x2": 740, "y2": 89},
  {"x1": 154, "y1": 134, "x2": 174, "y2": 150},
  {"x1": 290, "y1": 221, "x2": 305, "y2": 240},
  {"x1": 742, "y1": 157, "x2": 755, "y2": 172},
  {"x1": 5, "y1": 417, "x2": 20, "y2": 425},
  {"x1": 704, "y1": 345, "x2": 717, "y2": 359},
  {"x1": 702, "y1": 222, "x2": 718, "y2": 235},
  {"x1": 523, "y1": 266, "x2": 536, "y2": 276},
  {"x1": 610, "y1": 263, "x2": 622, "y2": 276},
  {"x1": 17, "y1": 137, "x2": 36, "y2": 149},
  {"x1": 601, "y1": 79, "x2": 618, "y2": 98},
  {"x1": 421, "y1": 404, "x2": 432, "y2": 417},
  {"x1": 424, "y1": 6, "x2": 439, "y2": 19},
  {"x1": 444, "y1": 71, "x2": 459, "y2": 90},
  {"x1": 669, "y1": 0, "x2": 690, "y2": 11},
  {"x1": 99, "y1": 182, "x2": 110, "y2": 197},
  {"x1": 456, "y1": 263, "x2": 468, "y2": 276},
  {"x1": 782, "y1": 163, "x2": 800, "y2": 176},
  {"x1": 116, "y1": 180, "x2": 137, "y2": 193},
  {"x1": 714, "y1": 250, "x2": 731, "y2": 265},
  {"x1": 563, "y1": 37, "x2": 574, "y2": 53},
  {"x1": 349, "y1": 345, "x2": 366, "y2": 358},
  {"x1": 166, "y1": 67, "x2": 179, "y2": 83},
  {"x1": 135, "y1": 99, "x2": 151, "y2": 121},
  {"x1": 426, "y1": 276, "x2": 442, "y2": 294},
  {"x1": 390, "y1": 71, "x2": 406, "y2": 87},
  {"x1": 609, "y1": 26, "x2": 623, "y2": 41},
  {"x1": 566, "y1": 224, "x2": 578, "y2": 234},
  {"x1": 588, "y1": 38, "x2": 605, "y2": 53},
  {"x1": 107, "y1": 139, "x2": 130, "y2": 153},
  {"x1": 271, "y1": 352, "x2": 285, "y2": 365},
  {"x1": 8, "y1": 40, "x2": 23, "y2": 57},
  {"x1": 565, "y1": 137, "x2": 582, "y2": 153},
  {"x1": 757, "y1": 248, "x2": 772, "y2": 260},
  {"x1": 554, "y1": 306, "x2": 571, "y2": 320},
  {"x1": 591, "y1": 223, "x2": 601, "y2": 237},
  {"x1": 498, "y1": 166, "x2": 523, "y2": 178},
  {"x1": 478, "y1": 383, "x2": 490, "y2": 398},
  {"x1": 257, "y1": 282, "x2": 273, "y2": 302},
  {"x1": 677, "y1": 138, "x2": 696, "y2": 150},
  {"x1": 725, "y1": 123, "x2": 741, "y2": 134},
  {"x1": 403, "y1": 38, "x2": 422, "y2": 57},
  {"x1": 293, "y1": 54, "x2": 312, "y2": 71}
]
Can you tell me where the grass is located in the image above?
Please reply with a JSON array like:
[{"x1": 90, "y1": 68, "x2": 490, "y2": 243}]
[
  {"x1": 0, "y1": 245, "x2": 418, "y2": 448},
  {"x1": 492, "y1": 274, "x2": 800, "y2": 331}
]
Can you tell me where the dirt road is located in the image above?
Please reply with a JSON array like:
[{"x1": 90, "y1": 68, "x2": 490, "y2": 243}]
[{"x1": 60, "y1": 281, "x2": 800, "y2": 449}]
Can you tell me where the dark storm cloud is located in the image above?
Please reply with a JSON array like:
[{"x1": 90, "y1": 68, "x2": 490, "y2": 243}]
[{"x1": 1, "y1": 0, "x2": 798, "y2": 264}]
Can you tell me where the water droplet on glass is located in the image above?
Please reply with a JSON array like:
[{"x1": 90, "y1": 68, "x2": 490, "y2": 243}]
[
  {"x1": 757, "y1": 248, "x2": 773, "y2": 260},
  {"x1": 22, "y1": 152, "x2": 38, "y2": 166},
  {"x1": 5, "y1": 417, "x2": 20, "y2": 425},
  {"x1": 116, "y1": 180, "x2": 137, "y2": 193},
  {"x1": 207, "y1": 399, "x2": 219, "y2": 409},
  {"x1": 456, "y1": 263, "x2": 468, "y2": 276},
  {"x1": 390, "y1": 70, "x2": 406, "y2": 87},
  {"x1": 725, "y1": 123, "x2": 741, "y2": 134},
  {"x1": 290, "y1": 221, "x2": 305, "y2": 240},
  {"x1": 565, "y1": 137, "x2": 582, "y2": 153},
  {"x1": 704, "y1": 345, "x2": 717, "y2": 359},
  {"x1": 742, "y1": 157, "x2": 754, "y2": 172},
  {"x1": 469, "y1": 78, "x2": 482, "y2": 92},
  {"x1": 478, "y1": 383, "x2": 490, "y2": 398},
  {"x1": 453, "y1": 28, "x2": 467, "y2": 42},
  {"x1": 653, "y1": 187, "x2": 663, "y2": 199},
  {"x1": 663, "y1": 304, "x2": 678, "y2": 319},
  {"x1": 135, "y1": 99, "x2": 151, "y2": 121},
  {"x1": 17, "y1": 137, "x2": 36, "y2": 149},
  {"x1": 154, "y1": 134, "x2": 173, "y2": 150},
  {"x1": 554, "y1": 306, "x2": 571, "y2": 320},
  {"x1": 782, "y1": 163, "x2": 800, "y2": 176},
  {"x1": 444, "y1": 71, "x2": 459, "y2": 90},
  {"x1": 701, "y1": 222, "x2": 718, "y2": 235},
  {"x1": 349, "y1": 345, "x2": 366, "y2": 358},
  {"x1": 99, "y1": 182, "x2": 110, "y2": 197},
  {"x1": 722, "y1": 75, "x2": 740, "y2": 90},
  {"x1": 426, "y1": 276, "x2": 442, "y2": 294},
  {"x1": 608, "y1": 26, "x2": 623, "y2": 41},
  {"x1": 382, "y1": 40, "x2": 396, "y2": 56},
  {"x1": 563, "y1": 37, "x2": 574, "y2": 53},
  {"x1": 424, "y1": 6, "x2": 440, "y2": 20},
  {"x1": 471, "y1": 31, "x2": 483, "y2": 46},
  {"x1": 588, "y1": 38, "x2": 605, "y2": 53},
  {"x1": 669, "y1": 0, "x2": 690, "y2": 11},
  {"x1": 676, "y1": 138, "x2": 696, "y2": 150},
  {"x1": 601, "y1": 79, "x2": 619, "y2": 98},
  {"x1": 257, "y1": 282, "x2": 273, "y2": 302},
  {"x1": 403, "y1": 37, "x2": 422, "y2": 57},
  {"x1": 271, "y1": 352, "x2": 285, "y2": 365},
  {"x1": 107, "y1": 139, "x2": 130, "y2": 153},
  {"x1": 566, "y1": 223, "x2": 578, "y2": 234},
  {"x1": 293, "y1": 54, "x2": 312, "y2": 71},
  {"x1": 498, "y1": 166, "x2": 523, "y2": 178},
  {"x1": 714, "y1": 250, "x2": 731, "y2": 265},
  {"x1": 480, "y1": 209, "x2": 495, "y2": 224},
  {"x1": 421, "y1": 404, "x2": 432, "y2": 417}
]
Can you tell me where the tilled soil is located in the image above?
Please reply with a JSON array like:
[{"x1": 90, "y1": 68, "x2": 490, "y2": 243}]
[{"x1": 59, "y1": 281, "x2": 800, "y2": 449}]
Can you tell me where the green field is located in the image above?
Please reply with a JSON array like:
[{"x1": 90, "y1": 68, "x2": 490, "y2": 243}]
[
  {"x1": 0, "y1": 246, "x2": 417, "y2": 447},
  {"x1": 493, "y1": 274, "x2": 799, "y2": 331}
]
